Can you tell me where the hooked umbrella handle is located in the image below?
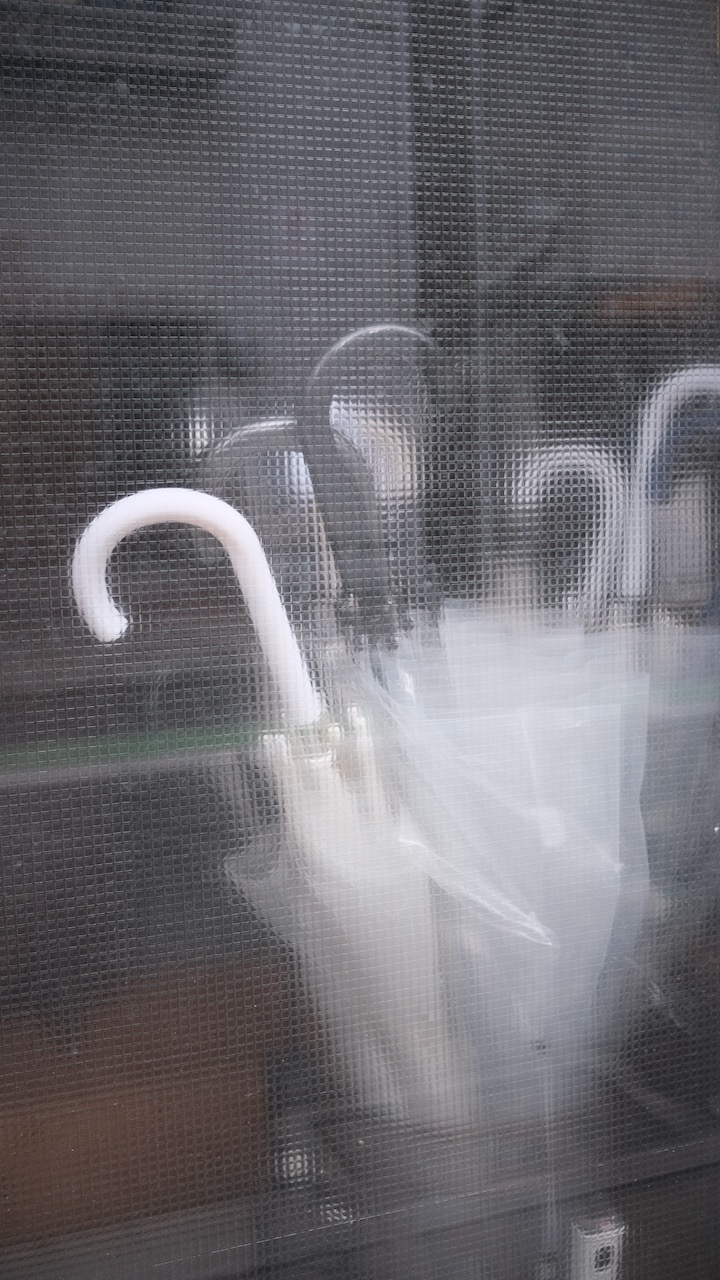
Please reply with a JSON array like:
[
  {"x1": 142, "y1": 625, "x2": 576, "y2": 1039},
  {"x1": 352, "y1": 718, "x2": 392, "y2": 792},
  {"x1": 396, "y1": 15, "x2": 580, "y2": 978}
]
[
  {"x1": 622, "y1": 364, "x2": 720, "y2": 601},
  {"x1": 513, "y1": 443, "x2": 627, "y2": 628},
  {"x1": 71, "y1": 487, "x2": 324, "y2": 728},
  {"x1": 298, "y1": 323, "x2": 435, "y2": 645}
]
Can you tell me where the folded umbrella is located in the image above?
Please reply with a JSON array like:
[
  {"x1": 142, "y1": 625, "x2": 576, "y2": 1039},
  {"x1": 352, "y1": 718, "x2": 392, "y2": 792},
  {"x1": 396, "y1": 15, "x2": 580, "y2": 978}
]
[{"x1": 71, "y1": 488, "x2": 465, "y2": 1129}]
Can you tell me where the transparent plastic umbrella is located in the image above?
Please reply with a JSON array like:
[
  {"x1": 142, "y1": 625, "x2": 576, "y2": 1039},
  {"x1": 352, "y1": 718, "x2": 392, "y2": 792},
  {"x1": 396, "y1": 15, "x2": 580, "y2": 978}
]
[
  {"x1": 363, "y1": 434, "x2": 650, "y2": 1128},
  {"x1": 615, "y1": 366, "x2": 720, "y2": 892},
  {"x1": 71, "y1": 487, "x2": 464, "y2": 1129}
]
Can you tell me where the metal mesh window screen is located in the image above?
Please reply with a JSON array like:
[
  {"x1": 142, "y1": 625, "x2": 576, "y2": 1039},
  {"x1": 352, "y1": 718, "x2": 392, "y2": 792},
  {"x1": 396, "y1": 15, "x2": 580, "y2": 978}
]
[{"x1": 0, "y1": 2, "x2": 718, "y2": 1277}]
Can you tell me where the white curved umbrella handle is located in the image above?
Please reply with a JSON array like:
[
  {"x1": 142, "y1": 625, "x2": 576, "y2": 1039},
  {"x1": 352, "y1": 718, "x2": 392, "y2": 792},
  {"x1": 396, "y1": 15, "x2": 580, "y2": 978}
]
[
  {"x1": 622, "y1": 365, "x2": 720, "y2": 601},
  {"x1": 71, "y1": 488, "x2": 324, "y2": 728},
  {"x1": 513, "y1": 444, "x2": 626, "y2": 627}
]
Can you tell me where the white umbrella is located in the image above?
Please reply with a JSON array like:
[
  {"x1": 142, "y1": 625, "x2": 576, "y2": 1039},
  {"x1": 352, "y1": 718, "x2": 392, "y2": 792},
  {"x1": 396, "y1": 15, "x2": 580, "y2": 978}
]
[{"x1": 71, "y1": 487, "x2": 464, "y2": 1129}]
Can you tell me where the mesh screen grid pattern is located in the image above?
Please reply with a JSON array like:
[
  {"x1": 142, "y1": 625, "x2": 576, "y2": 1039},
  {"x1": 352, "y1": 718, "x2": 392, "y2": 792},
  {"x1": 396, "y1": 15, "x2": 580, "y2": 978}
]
[{"x1": 0, "y1": 1, "x2": 718, "y2": 1277}]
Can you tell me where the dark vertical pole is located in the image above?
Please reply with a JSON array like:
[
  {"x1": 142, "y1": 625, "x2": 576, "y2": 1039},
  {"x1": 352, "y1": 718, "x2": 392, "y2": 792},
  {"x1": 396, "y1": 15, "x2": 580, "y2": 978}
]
[{"x1": 409, "y1": 0, "x2": 491, "y2": 597}]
